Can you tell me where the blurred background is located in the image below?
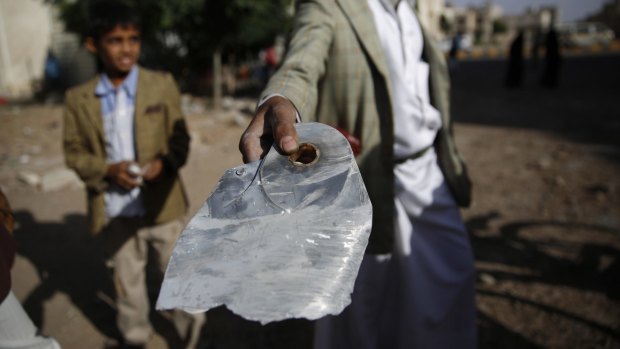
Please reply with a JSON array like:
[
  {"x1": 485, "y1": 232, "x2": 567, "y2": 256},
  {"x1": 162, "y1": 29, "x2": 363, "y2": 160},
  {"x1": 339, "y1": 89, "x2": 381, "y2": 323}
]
[
  {"x1": 1, "y1": 0, "x2": 619, "y2": 104},
  {"x1": 0, "y1": 0, "x2": 619, "y2": 348}
]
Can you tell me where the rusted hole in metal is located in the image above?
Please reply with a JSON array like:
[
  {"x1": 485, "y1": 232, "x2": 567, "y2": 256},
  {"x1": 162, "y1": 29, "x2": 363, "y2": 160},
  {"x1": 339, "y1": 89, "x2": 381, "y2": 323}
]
[{"x1": 289, "y1": 143, "x2": 319, "y2": 166}]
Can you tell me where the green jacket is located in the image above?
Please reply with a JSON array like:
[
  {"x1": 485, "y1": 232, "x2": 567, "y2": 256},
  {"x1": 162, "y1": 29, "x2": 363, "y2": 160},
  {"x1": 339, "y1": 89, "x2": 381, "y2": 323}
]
[
  {"x1": 262, "y1": 0, "x2": 471, "y2": 253},
  {"x1": 63, "y1": 67, "x2": 190, "y2": 235}
]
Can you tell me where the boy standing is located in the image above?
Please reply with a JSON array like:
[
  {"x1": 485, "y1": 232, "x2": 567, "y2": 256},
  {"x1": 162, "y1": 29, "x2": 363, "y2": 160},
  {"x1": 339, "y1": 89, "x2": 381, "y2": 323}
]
[{"x1": 63, "y1": 2, "x2": 203, "y2": 348}]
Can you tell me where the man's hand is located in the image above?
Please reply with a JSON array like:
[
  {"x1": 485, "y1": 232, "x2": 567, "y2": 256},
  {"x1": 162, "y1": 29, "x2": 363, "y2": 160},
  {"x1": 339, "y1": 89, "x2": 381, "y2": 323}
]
[
  {"x1": 106, "y1": 161, "x2": 141, "y2": 191},
  {"x1": 239, "y1": 96, "x2": 299, "y2": 163}
]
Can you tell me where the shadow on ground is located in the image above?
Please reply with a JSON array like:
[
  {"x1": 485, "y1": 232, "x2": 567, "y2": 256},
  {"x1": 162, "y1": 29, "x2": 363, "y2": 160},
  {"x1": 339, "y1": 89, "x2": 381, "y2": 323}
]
[
  {"x1": 204, "y1": 307, "x2": 313, "y2": 349},
  {"x1": 466, "y1": 212, "x2": 620, "y2": 347},
  {"x1": 13, "y1": 210, "x2": 191, "y2": 348}
]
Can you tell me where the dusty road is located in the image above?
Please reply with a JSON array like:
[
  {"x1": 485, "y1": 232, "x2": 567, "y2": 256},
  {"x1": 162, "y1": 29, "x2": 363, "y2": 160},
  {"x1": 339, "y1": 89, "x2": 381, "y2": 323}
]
[{"x1": 1, "y1": 53, "x2": 619, "y2": 348}]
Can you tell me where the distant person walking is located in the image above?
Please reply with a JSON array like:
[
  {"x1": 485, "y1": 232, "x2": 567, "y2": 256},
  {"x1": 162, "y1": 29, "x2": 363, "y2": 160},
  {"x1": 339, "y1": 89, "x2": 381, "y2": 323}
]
[
  {"x1": 505, "y1": 31, "x2": 525, "y2": 88},
  {"x1": 449, "y1": 31, "x2": 463, "y2": 71},
  {"x1": 540, "y1": 28, "x2": 562, "y2": 88},
  {"x1": 39, "y1": 50, "x2": 62, "y2": 102}
]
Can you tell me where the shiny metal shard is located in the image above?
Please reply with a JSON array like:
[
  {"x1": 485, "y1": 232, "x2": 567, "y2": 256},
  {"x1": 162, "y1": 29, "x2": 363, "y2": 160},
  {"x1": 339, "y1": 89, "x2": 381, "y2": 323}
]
[{"x1": 156, "y1": 122, "x2": 372, "y2": 324}]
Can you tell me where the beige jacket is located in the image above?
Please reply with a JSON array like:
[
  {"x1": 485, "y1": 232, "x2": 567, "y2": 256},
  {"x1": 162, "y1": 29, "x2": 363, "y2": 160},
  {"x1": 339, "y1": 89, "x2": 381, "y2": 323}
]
[
  {"x1": 262, "y1": 0, "x2": 471, "y2": 253},
  {"x1": 63, "y1": 67, "x2": 190, "y2": 234}
]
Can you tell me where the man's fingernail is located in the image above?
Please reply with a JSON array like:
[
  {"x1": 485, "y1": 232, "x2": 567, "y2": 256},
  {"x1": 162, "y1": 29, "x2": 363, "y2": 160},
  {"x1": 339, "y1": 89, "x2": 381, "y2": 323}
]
[{"x1": 280, "y1": 136, "x2": 297, "y2": 152}]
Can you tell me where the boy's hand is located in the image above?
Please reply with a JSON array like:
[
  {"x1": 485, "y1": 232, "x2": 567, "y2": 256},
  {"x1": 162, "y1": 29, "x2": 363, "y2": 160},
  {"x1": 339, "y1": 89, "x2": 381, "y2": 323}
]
[
  {"x1": 142, "y1": 159, "x2": 163, "y2": 182},
  {"x1": 106, "y1": 161, "x2": 141, "y2": 191},
  {"x1": 239, "y1": 96, "x2": 299, "y2": 163}
]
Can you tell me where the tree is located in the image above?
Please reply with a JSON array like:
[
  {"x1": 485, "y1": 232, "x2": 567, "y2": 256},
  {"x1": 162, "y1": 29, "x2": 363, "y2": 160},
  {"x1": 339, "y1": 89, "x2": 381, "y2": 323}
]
[
  {"x1": 440, "y1": 14, "x2": 453, "y2": 35},
  {"x1": 492, "y1": 19, "x2": 508, "y2": 35},
  {"x1": 49, "y1": 0, "x2": 294, "y2": 105},
  {"x1": 179, "y1": 0, "x2": 293, "y2": 107},
  {"x1": 586, "y1": 0, "x2": 620, "y2": 38}
]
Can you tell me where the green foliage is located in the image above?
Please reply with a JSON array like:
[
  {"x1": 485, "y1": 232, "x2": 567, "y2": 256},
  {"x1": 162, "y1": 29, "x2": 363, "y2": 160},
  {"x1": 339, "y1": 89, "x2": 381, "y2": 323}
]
[
  {"x1": 439, "y1": 14, "x2": 452, "y2": 34},
  {"x1": 48, "y1": 0, "x2": 293, "y2": 78},
  {"x1": 492, "y1": 19, "x2": 508, "y2": 35}
]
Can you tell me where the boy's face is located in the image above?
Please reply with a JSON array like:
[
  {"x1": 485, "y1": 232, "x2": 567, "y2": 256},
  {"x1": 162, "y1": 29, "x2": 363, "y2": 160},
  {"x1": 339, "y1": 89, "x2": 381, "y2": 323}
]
[{"x1": 87, "y1": 25, "x2": 141, "y2": 77}]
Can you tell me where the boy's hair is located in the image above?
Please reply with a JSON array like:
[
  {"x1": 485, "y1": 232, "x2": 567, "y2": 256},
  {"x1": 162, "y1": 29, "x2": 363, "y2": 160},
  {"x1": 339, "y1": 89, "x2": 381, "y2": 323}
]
[{"x1": 88, "y1": 0, "x2": 141, "y2": 42}]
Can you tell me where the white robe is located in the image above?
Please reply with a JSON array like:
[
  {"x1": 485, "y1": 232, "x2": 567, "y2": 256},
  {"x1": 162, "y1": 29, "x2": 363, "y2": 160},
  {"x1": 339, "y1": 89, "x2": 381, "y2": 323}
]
[
  {"x1": 314, "y1": 150, "x2": 477, "y2": 349},
  {"x1": 314, "y1": 1, "x2": 477, "y2": 347}
]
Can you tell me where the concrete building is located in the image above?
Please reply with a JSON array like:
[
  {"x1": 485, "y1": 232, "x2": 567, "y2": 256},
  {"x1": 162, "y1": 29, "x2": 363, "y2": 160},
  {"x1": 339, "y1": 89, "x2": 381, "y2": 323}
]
[
  {"x1": 440, "y1": 1, "x2": 564, "y2": 51},
  {"x1": 417, "y1": 0, "x2": 446, "y2": 39},
  {"x1": 0, "y1": 0, "x2": 52, "y2": 98},
  {"x1": 0, "y1": 0, "x2": 95, "y2": 100},
  {"x1": 441, "y1": 1, "x2": 503, "y2": 49},
  {"x1": 443, "y1": 3, "x2": 477, "y2": 35},
  {"x1": 477, "y1": 1, "x2": 503, "y2": 45},
  {"x1": 502, "y1": 6, "x2": 561, "y2": 51},
  {"x1": 513, "y1": 6, "x2": 561, "y2": 31}
]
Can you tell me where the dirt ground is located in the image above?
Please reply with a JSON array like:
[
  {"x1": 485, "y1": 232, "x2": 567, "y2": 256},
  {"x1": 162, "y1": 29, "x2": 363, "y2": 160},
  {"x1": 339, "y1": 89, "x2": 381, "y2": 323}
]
[{"x1": 1, "y1": 53, "x2": 619, "y2": 348}]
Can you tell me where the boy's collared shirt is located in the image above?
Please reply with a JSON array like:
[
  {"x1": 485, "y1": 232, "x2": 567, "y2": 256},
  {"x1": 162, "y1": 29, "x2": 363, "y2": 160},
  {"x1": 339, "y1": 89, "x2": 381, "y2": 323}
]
[{"x1": 95, "y1": 65, "x2": 145, "y2": 219}]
